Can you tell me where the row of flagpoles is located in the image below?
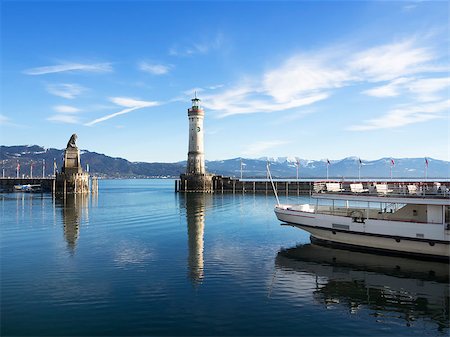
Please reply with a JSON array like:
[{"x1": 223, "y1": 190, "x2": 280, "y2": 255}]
[
  {"x1": 1, "y1": 159, "x2": 91, "y2": 179},
  {"x1": 239, "y1": 157, "x2": 431, "y2": 180}
]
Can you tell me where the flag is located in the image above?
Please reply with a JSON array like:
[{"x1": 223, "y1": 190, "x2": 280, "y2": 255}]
[
  {"x1": 425, "y1": 157, "x2": 429, "y2": 167},
  {"x1": 327, "y1": 159, "x2": 330, "y2": 165},
  {"x1": 359, "y1": 158, "x2": 362, "y2": 165},
  {"x1": 390, "y1": 158, "x2": 395, "y2": 166},
  {"x1": 17, "y1": 161, "x2": 20, "y2": 170}
]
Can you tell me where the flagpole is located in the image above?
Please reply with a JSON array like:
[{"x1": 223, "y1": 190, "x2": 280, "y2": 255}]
[
  {"x1": 17, "y1": 161, "x2": 19, "y2": 178},
  {"x1": 30, "y1": 160, "x2": 33, "y2": 178},
  {"x1": 2, "y1": 160, "x2": 4, "y2": 178},
  {"x1": 358, "y1": 158, "x2": 361, "y2": 180},
  {"x1": 240, "y1": 158, "x2": 243, "y2": 180},
  {"x1": 390, "y1": 158, "x2": 394, "y2": 180},
  {"x1": 326, "y1": 159, "x2": 329, "y2": 180},
  {"x1": 296, "y1": 158, "x2": 299, "y2": 180},
  {"x1": 425, "y1": 158, "x2": 428, "y2": 180},
  {"x1": 42, "y1": 159, "x2": 45, "y2": 178}
]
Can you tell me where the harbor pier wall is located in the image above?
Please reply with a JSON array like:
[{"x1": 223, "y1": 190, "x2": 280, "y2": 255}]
[{"x1": 176, "y1": 176, "x2": 450, "y2": 195}]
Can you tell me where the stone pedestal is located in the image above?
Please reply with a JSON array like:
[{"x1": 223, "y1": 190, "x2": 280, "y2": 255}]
[
  {"x1": 62, "y1": 147, "x2": 82, "y2": 175},
  {"x1": 179, "y1": 173, "x2": 214, "y2": 193}
]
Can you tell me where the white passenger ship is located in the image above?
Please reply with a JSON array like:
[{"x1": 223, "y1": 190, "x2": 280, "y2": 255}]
[{"x1": 274, "y1": 182, "x2": 450, "y2": 260}]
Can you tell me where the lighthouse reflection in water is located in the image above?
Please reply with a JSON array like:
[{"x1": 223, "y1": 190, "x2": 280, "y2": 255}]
[{"x1": 180, "y1": 193, "x2": 212, "y2": 285}]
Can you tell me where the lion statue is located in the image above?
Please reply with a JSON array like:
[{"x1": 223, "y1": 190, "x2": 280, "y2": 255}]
[{"x1": 66, "y1": 134, "x2": 78, "y2": 148}]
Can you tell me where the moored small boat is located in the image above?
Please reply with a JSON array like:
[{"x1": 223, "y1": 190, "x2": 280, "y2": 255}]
[{"x1": 13, "y1": 184, "x2": 42, "y2": 192}]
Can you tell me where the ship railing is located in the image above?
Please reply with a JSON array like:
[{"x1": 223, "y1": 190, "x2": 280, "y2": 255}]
[{"x1": 313, "y1": 181, "x2": 450, "y2": 199}]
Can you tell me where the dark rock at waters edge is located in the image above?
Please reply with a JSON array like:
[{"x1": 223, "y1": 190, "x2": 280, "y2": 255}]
[{"x1": 1, "y1": 145, "x2": 449, "y2": 179}]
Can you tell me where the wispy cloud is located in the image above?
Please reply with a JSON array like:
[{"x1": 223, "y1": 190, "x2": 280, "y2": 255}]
[
  {"x1": 23, "y1": 62, "x2": 112, "y2": 75},
  {"x1": 47, "y1": 114, "x2": 80, "y2": 124},
  {"x1": 203, "y1": 37, "x2": 446, "y2": 127},
  {"x1": 85, "y1": 97, "x2": 159, "y2": 126},
  {"x1": 46, "y1": 83, "x2": 87, "y2": 99},
  {"x1": 242, "y1": 140, "x2": 290, "y2": 157},
  {"x1": 47, "y1": 104, "x2": 82, "y2": 124},
  {"x1": 53, "y1": 105, "x2": 81, "y2": 113},
  {"x1": 407, "y1": 77, "x2": 450, "y2": 102},
  {"x1": 0, "y1": 114, "x2": 10, "y2": 125},
  {"x1": 169, "y1": 33, "x2": 224, "y2": 56},
  {"x1": 109, "y1": 97, "x2": 158, "y2": 108},
  {"x1": 348, "y1": 39, "x2": 434, "y2": 82},
  {"x1": 139, "y1": 61, "x2": 172, "y2": 75},
  {"x1": 202, "y1": 53, "x2": 345, "y2": 117},
  {"x1": 363, "y1": 77, "x2": 413, "y2": 98},
  {"x1": 348, "y1": 100, "x2": 450, "y2": 131},
  {"x1": 364, "y1": 77, "x2": 450, "y2": 101}
]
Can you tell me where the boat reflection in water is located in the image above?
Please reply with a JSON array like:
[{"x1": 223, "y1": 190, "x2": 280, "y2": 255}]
[
  {"x1": 180, "y1": 193, "x2": 212, "y2": 286},
  {"x1": 56, "y1": 195, "x2": 90, "y2": 255},
  {"x1": 275, "y1": 243, "x2": 449, "y2": 333}
]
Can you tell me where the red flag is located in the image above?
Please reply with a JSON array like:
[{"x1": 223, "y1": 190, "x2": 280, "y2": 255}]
[
  {"x1": 390, "y1": 158, "x2": 395, "y2": 166},
  {"x1": 425, "y1": 158, "x2": 429, "y2": 167}
]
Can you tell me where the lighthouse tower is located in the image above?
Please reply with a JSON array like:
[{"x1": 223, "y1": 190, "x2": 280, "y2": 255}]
[
  {"x1": 179, "y1": 95, "x2": 213, "y2": 192},
  {"x1": 187, "y1": 95, "x2": 205, "y2": 174}
]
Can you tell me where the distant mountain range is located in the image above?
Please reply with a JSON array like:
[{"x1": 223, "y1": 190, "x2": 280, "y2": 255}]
[{"x1": 1, "y1": 145, "x2": 449, "y2": 179}]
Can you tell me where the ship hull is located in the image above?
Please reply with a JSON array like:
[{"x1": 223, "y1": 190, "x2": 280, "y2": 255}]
[{"x1": 275, "y1": 206, "x2": 450, "y2": 260}]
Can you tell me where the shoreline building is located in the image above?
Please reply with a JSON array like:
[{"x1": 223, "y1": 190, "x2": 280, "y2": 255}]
[{"x1": 179, "y1": 96, "x2": 214, "y2": 192}]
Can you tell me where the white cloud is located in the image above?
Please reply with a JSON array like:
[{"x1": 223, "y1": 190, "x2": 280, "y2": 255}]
[
  {"x1": 139, "y1": 62, "x2": 172, "y2": 75},
  {"x1": 23, "y1": 62, "x2": 112, "y2": 75},
  {"x1": 242, "y1": 140, "x2": 290, "y2": 157},
  {"x1": 169, "y1": 33, "x2": 224, "y2": 56},
  {"x1": 110, "y1": 97, "x2": 158, "y2": 108},
  {"x1": 407, "y1": 77, "x2": 450, "y2": 102},
  {"x1": 0, "y1": 114, "x2": 10, "y2": 125},
  {"x1": 53, "y1": 105, "x2": 81, "y2": 113},
  {"x1": 363, "y1": 76, "x2": 450, "y2": 102},
  {"x1": 46, "y1": 83, "x2": 87, "y2": 99},
  {"x1": 85, "y1": 97, "x2": 159, "y2": 126},
  {"x1": 263, "y1": 57, "x2": 353, "y2": 103},
  {"x1": 202, "y1": 54, "x2": 341, "y2": 117},
  {"x1": 349, "y1": 40, "x2": 434, "y2": 82},
  {"x1": 202, "y1": 37, "x2": 446, "y2": 126},
  {"x1": 348, "y1": 99, "x2": 450, "y2": 131},
  {"x1": 363, "y1": 77, "x2": 413, "y2": 98},
  {"x1": 47, "y1": 114, "x2": 80, "y2": 124}
]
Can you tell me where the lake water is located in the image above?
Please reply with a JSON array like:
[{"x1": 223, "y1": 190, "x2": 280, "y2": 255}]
[{"x1": 1, "y1": 179, "x2": 448, "y2": 336}]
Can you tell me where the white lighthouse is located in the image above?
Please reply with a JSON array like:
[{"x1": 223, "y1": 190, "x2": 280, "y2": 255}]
[
  {"x1": 179, "y1": 95, "x2": 214, "y2": 192},
  {"x1": 187, "y1": 95, "x2": 205, "y2": 174}
]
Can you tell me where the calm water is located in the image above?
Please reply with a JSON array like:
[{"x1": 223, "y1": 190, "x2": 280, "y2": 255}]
[{"x1": 1, "y1": 179, "x2": 448, "y2": 336}]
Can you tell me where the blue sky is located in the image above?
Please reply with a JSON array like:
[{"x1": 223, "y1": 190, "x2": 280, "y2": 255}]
[{"x1": 1, "y1": 1, "x2": 449, "y2": 163}]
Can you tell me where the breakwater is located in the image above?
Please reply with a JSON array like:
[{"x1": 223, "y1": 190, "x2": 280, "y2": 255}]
[{"x1": 175, "y1": 176, "x2": 450, "y2": 195}]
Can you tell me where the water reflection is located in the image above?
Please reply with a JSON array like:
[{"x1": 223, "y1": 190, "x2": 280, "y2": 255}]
[
  {"x1": 180, "y1": 193, "x2": 213, "y2": 286},
  {"x1": 275, "y1": 244, "x2": 449, "y2": 332},
  {"x1": 56, "y1": 195, "x2": 89, "y2": 255}
]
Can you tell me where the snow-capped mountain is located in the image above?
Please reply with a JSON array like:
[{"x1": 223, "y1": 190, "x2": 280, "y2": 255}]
[{"x1": 1, "y1": 145, "x2": 448, "y2": 178}]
